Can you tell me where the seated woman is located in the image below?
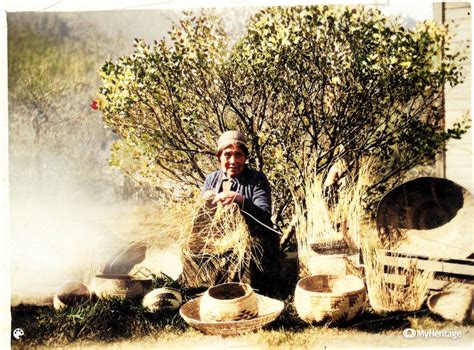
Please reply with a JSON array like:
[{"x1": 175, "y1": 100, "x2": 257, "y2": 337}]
[{"x1": 180, "y1": 131, "x2": 281, "y2": 293}]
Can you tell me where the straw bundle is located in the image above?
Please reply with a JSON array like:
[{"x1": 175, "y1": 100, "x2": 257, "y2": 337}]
[
  {"x1": 181, "y1": 200, "x2": 262, "y2": 288},
  {"x1": 199, "y1": 283, "x2": 258, "y2": 322},
  {"x1": 361, "y1": 227, "x2": 434, "y2": 313},
  {"x1": 294, "y1": 158, "x2": 374, "y2": 277},
  {"x1": 294, "y1": 275, "x2": 367, "y2": 324}
]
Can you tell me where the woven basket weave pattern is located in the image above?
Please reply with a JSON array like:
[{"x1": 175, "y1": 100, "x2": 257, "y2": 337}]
[
  {"x1": 200, "y1": 283, "x2": 258, "y2": 322},
  {"x1": 180, "y1": 294, "x2": 284, "y2": 336},
  {"x1": 92, "y1": 275, "x2": 152, "y2": 299},
  {"x1": 295, "y1": 275, "x2": 367, "y2": 324}
]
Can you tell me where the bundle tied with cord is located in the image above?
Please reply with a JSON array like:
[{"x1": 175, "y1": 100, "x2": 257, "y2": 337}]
[{"x1": 180, "y1": 199, "x2": 263, "y2": 288}]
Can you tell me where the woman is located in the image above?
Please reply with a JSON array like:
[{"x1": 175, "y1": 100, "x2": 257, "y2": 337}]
[{"x1": 181, "y1": 131, "x2": 281, "y2": 293}]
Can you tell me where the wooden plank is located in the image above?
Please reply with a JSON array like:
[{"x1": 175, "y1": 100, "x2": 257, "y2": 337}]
[
  {"x1": 381, "y1": 250, "x2": 474, "y2": 265},
  {"x1": 445, "y1": 17, "x2": 472, "y2": 30},
  {"x1": 383, "y1": 273, "x2": 474, "y2": 290},
  {"x1": 450, "y1": 30, "x2": 473, "y2": 42},
  {"x1": 445, "y1": 86, "x2": 471, "y2": 100},
  {"x1": 445, "y1": 2, "x2": 471, "y2": 10},
  {"x1": 445, "y1": 7, "x2": 471, "y2": 21},
  {"x1": 445, "y1": 111, "x2": 472, "y2": 126},
  {"x1": 379, "y1": 255, "x2": 474, "y2": 276},
  {"x1": 433, "y1": 3, "x2": 443, "y2": 25},
  {"x1": 445, "y1": 98, "x2": 471, "y2": 112}
]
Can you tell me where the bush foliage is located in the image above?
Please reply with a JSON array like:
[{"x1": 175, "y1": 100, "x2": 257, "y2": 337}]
[{"x1": 97, "y1": 6, "x2": 469, "y2": 224}]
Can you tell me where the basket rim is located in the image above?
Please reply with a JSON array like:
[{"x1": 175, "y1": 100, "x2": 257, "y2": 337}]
[
  {"x1": 180, "y1": 294, "x2": 284, "y2": 334},
  {"x1": 309, "y1": 253, "x2": 355, "y2": 259},
  {"x1": 205, "y1": 282, "x2": 254, "y2": 304},
  {"x1": 94, "y1": 274, "x2": 152, "y2": 281},
  {"x1": 427, "y1": 289, "x2": 473, "y2": 312},
  {"x1": 296, "y1": 274, "x2": 366, "y2": 296}
]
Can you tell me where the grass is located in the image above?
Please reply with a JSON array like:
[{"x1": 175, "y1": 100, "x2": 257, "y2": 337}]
[
  {"x1": 294, "y1": 158, "x2": 375, "y2": 277},
  {"x1": 11, "y1": 294, "x2": 471, "y2": 348}
]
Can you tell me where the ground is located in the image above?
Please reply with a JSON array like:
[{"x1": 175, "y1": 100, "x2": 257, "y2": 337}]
[
  {"x1": 11, "y1": 326, "x2": 473, "y2": 349},
  {"x1": 10, "y1": 301, "x2": 473, "y2": 349}
]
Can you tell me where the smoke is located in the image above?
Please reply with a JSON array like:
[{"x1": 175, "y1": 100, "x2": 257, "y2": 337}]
[{"x1": 9, "y1": 152, "x2": 139, "y2": 306}]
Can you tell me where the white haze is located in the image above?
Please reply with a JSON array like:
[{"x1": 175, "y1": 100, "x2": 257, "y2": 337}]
[{"x1": 9, "y1": 154, "x2": 138, "y2": 305}]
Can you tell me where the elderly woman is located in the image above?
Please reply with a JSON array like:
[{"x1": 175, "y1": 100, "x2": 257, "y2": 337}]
[{"x1": 180, "y1": 131, "x2": 281, "y2": 293}]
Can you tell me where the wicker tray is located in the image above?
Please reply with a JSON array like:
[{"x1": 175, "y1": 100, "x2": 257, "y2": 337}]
[{"x1": 180, "y1": 294, "x2": 284, "y2": 336}]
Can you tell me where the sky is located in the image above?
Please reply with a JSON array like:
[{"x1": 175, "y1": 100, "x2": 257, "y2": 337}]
[{"x1": 0, "y1": 0, "x2": 449, "y2": 347}]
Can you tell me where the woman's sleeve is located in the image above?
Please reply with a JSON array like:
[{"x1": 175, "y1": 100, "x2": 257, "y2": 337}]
[{"x1": 241, "y1": 173, "x2": 272, "y2": 226}]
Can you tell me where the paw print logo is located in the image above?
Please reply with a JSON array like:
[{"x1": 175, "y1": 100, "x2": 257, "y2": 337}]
[{"x1": 13, "y1": 328, "x2": 24, "y2": 340}]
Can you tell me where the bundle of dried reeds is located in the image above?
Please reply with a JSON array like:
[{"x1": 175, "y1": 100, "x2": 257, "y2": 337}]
[
  {"x1": 294, "y1": 158, "x2": 374, "y2": 277},
  {"x1": 361, "y1": 226, "x2": 434, "y2": 313},
  {"x1": 180, "y1": 200, "x2": 262, "y2": 288}
]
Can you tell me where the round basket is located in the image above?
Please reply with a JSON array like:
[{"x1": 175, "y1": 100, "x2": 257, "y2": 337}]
[
  {"x1": 142, "y1": 287, "x2": 182, "y2": 312},
  {"x1": 53, "y1": 281, "x2": 91, "y2": 310},
  {"x1": 427, "y1": 289, "x2": 473, "y2": 323},
  {"x1": 92, "y1": 274, "x2": 152, "y2": 299},
  {"x1": 294, "y1": 275, "x2": 367, "y2": 325},
  {"x1": 180, "y1": 294, "x2": 284, "y2": 336},
  {"x1": 200, "y1": 283, "x2": 258, "y2": 322}
]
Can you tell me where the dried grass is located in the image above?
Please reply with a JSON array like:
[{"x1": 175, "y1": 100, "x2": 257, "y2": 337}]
[
  {"x1": 294, "y1": 158, "x2": 375, "y2": 276},
  {"x1": 181, "y1": 199, "x2": 262, "y2": 286},
  {"x1": 81, "y1": 196, "x2": 259, "y2": 287},
  {"x1": 361, "y1": 225, "x2": 434, "y2": 313}
]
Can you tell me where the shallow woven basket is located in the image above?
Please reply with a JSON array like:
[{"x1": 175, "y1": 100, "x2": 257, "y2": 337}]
[
  {"x1": 200, "y1": 283, "x2": 258, "y2": 322},
  {"x1": 295, "y1": 274, "x2": 367, "y2": 325},
  {"x1": 427, "y1": 289, "x2": 473, "y2": 323},
  {"x1": 180, "y1": 294, "x2": 284, "y2": 336}
]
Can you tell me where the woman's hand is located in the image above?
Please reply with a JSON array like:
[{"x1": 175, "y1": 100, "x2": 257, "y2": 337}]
[{"x1": 212, "y1": 191, "x2": 244, "y2": 206}]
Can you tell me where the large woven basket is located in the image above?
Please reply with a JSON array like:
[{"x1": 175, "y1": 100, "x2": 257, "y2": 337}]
[
  {"x1": 53, "y1": 281, "x2": 91, "y2": 310},
  {"x1": 92, "y1": 274, "x2": 152, "y2": 299},
  {"x1": 180, "y1": 294, "x2": 283, "y2": 336},
  {"x1": 200, "y1": 283, "x2": 258, "y2": 322},
  {"x1": 295, "y1": 275, "x2": 367, "y2": 325},
  {"x1": 427, "y1": 289, "x2": 473, "y2": 323}
]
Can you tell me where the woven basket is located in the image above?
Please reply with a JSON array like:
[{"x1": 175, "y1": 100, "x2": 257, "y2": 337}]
[
  {"x1": 92, "y1": 274, "x2": 152, "y2": 299},
  {"x1": 53, "y1": 281, "x2": 91, "y2": 310},
  {"x1": 180, "y1": 294, "x2": 284, "y2": 336},
  {"x1": 427, "y1": 289, "x2": 473, "y2": 323},
  {"x1": 200, "y1": 283, "x2": 258, "y2": 322},
  {"x1": 295, "y1": 275, "x2": 367, "y2": 325},
  {"x1": 308, "y1": 254, "x2": 348, "y2": 276},
  {"x1": 310, "y1": 239, "x2": 350, "y2": 255}
]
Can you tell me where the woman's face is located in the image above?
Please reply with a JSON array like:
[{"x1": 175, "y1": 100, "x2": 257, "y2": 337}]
[{"x1": 219, "y1": 144, "x2": 247, "y2": 177}]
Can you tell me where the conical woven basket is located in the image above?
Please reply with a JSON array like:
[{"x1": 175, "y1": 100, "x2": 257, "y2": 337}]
[
  {"x1": 295, "y1": 274, "x2": 367, "y2": 325},
  {"x1": 200, "y1": 283, "x2": 258, "y2": 322},
  {"x1": 180, "y1": 294, "x2": 284, "y2": 336}
]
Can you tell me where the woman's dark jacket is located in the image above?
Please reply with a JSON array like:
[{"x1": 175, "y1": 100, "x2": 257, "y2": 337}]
[{"x1": 202, "y1": 166, "x2": 274, "y2": 234}]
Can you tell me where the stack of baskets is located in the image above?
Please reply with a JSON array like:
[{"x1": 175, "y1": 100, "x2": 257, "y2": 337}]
[
  {"x1": 295, "y1": 274, "x2": 367, "y2": 325},
  {"x1": 199, "y1": 282, "x2": 258, "y2": 322},
  {"x1": 179, "y1": 282, "x2": 284, "y2": 336}
]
